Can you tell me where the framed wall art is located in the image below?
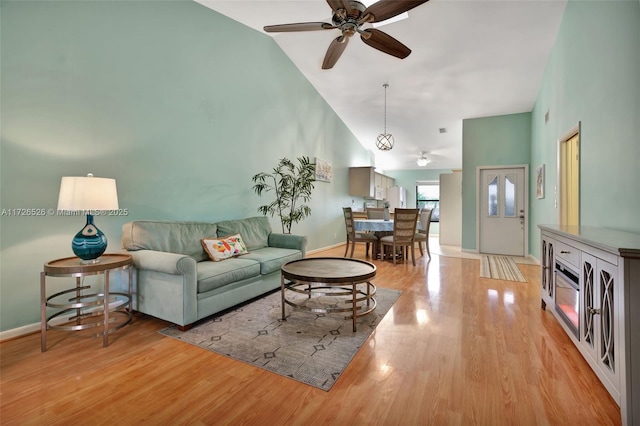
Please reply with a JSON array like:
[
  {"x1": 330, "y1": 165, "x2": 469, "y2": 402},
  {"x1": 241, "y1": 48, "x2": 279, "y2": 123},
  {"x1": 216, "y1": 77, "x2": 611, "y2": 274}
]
[
  {"x1": 314, "y1": 158, "x2": 332, "y2": 183},
  {"x1": 536, "y1": 164, "x2": 545, "y2": 199}
]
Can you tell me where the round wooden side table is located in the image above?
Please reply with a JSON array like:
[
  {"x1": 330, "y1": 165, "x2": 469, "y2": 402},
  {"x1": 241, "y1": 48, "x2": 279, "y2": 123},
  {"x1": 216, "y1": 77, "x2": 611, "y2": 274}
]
[{"x1": 40, "y1": 254, "x2": 133, "y2": 351}]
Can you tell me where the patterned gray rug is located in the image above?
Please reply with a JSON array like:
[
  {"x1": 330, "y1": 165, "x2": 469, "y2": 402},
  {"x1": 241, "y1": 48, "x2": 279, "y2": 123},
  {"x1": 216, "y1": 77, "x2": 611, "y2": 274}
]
[{"x1": 159, "y1": 286, "x2": 401, "y2": 391}]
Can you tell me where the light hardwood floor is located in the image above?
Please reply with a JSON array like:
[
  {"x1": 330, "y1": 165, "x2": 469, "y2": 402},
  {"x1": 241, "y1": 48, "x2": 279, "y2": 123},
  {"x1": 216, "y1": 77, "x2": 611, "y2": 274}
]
[{"x1": 1, "y1": 243, "x2": 621, "y2": 425}]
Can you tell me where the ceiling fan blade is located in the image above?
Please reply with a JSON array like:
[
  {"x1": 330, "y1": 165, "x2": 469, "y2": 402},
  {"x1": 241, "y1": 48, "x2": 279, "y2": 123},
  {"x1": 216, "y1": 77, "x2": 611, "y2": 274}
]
[
  {"x1": 326, "y1": 0, "x2": 351, "y2": 13},
  {"x1": 263, "y1": 22, "x2": 335, "y2": 33},
  {"x1": 322, "y1": 36, "x2": 349, "y2": 70},
  {"x1": 361, "y1": 29, "x2": 411, "y2": 59},
  {"x1": 362, "y1": 0, "x2": 429, "y2": 23}
]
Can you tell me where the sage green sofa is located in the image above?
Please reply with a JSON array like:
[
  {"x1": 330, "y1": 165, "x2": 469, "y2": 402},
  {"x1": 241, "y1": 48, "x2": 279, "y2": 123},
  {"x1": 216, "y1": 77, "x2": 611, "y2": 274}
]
[{"x1": 121, "y1": 217, "x2": 307, "y2": 329}]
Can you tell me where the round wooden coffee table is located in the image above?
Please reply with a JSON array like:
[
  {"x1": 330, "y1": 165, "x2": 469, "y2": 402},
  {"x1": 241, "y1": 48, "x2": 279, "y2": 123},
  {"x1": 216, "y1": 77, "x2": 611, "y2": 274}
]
[{"x1": 280, "y1": 257, "x2": 377, "y2": 332}]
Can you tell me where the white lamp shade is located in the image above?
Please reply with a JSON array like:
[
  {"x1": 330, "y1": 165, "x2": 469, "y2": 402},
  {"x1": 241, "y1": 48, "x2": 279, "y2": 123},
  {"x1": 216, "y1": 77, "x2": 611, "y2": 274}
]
[{"x1": 57, "y1": 175, "x2": 119, "y2": 211}]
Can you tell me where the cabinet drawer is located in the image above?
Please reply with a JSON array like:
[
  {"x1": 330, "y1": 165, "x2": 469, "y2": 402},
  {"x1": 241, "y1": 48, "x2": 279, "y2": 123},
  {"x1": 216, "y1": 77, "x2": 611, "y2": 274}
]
[{"x1": 555, "y1": 240, "x2": 580, "y2": 268}]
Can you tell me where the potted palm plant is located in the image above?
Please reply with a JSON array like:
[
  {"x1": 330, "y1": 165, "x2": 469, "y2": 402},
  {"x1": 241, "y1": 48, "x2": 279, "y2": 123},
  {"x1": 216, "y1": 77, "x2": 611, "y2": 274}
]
[{"x1": 251, "y1": 156, "x2": 316, "y2": 234}]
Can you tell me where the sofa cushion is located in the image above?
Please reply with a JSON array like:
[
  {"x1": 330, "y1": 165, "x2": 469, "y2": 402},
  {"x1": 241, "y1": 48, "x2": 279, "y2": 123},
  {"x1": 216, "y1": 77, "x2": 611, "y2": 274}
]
[
  {"x1": 122, "y1": 220, "x2": 217, "y2": 262},
  {"x1": 215, "y1": 216, "x2": 271, "y2": 251},
  {"x1": 241, "y1": 247, "x2": 303, "y2": 275},
  {"x1": 197, "y1": 258, "x2": 261, "y2": 293},
  {"x1": 201, "y1": 234, "x2": 249, "y2": 262}
]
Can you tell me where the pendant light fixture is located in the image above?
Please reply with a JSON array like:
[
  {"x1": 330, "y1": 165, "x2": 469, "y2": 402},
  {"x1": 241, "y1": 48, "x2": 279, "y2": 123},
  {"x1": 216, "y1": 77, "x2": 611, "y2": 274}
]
[
  {"x1": 375, "y1": 83, "x2": 394, "y2": 151},
  {"x1": 417, "y1": 152, "x2": 430, "y2": 167}
]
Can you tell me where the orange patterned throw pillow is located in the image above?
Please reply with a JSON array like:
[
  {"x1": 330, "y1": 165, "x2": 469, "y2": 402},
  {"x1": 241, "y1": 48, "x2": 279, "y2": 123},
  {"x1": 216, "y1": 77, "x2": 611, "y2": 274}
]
[{"x1": 201, "y1": 234, "x2": 249, "y2": 262}]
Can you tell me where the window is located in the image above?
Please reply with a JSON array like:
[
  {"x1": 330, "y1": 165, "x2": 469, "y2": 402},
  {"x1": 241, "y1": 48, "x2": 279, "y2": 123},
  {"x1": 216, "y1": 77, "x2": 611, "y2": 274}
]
[
  {"x1": 416, "y1": 182, "x2": 439, "y2": 222},
  {"x1": 487, "y1": 175, "x2": 498, "y2": 217}
]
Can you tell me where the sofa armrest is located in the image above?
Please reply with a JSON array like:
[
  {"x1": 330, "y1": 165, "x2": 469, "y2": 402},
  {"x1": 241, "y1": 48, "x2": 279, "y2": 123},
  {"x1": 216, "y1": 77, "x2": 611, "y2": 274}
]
[
  {"x1": 268, "y1": 233, "x2": 308, "y2": 257},
  {"x1": 127, "y1": 249, "x2": 197, "y2": 275},
  {"x1": 125, "y1": 249, "x2": 198, "y2": 326}
]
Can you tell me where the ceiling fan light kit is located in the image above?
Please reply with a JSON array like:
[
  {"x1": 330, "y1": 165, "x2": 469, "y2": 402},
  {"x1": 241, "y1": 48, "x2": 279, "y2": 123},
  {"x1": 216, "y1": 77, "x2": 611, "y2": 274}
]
[
  {"x1": 417, "y1": 152, "x2": 430, "y2": 167},
  {"x1": 376, "y1": 83, "x2": 394, "y2": 151},
  {"x1": 263, "y1": 0, "x2": 429, "y2": 69}
]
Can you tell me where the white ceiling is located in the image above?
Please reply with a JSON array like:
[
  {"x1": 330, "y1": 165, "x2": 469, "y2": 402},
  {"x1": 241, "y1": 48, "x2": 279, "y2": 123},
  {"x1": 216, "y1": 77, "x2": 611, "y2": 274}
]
[{"x1": 196, "y1": 0, "x2": 567, "y2": 171}]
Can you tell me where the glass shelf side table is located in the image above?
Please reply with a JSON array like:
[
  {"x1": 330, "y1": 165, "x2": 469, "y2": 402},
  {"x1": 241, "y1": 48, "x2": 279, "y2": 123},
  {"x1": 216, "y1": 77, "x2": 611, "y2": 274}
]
[{"x1": 40, "y1": 254, "x2": 133, "y2": 351}]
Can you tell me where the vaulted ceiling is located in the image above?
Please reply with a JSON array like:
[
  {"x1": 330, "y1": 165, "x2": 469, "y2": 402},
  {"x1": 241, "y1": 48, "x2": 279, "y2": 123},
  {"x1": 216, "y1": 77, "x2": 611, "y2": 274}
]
[{"x1": 197, "y1": 0, "x2": 567, "y2": 171}]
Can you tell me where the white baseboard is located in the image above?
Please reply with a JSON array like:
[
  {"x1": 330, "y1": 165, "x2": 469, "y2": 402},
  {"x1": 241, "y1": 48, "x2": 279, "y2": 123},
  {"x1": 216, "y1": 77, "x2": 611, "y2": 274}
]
[
  {"x1": 0, "y1": 322, "x2": 42, "y2": 341},
  {"x1": 307, "y1": 242, "x2": 344, "y2": 255},
  {"x1": 0, "y1": 313, "x2": 73, "y2": 342},
  {"x1": 0, "y1": 300, "x2": 126, "y2": 342}
]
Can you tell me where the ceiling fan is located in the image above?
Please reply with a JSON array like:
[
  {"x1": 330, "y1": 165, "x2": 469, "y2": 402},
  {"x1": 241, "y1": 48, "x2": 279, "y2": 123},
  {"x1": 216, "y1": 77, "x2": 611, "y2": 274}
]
[{"x1": 263, "y1": 0, "x2": 429, "y2": 69}]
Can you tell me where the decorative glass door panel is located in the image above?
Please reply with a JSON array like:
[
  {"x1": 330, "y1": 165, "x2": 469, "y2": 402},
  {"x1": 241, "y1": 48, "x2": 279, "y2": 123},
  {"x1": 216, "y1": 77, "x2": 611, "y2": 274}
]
[
  {"x1": 540, "y1": 236, "x2": 555, "y2": 310},
  {"x1": 581, "y1": 253, "x2": 619, "y2": 389},
  {"x1": 600, "y1": 268, "x2": 615, "y2": 373},
  {"x1": 583, "y1": 259, "x2": 595, "y2": 349},
  {"x1": 487, "y1": 175, "x2": 498, "y2": 217},
  {"x1": 546, "y1": 242, "x2": 554, "y2": 299},
  {"x1": 542, "y1": 240, "x2": 548, "y2": 291},
  {"x1": 504, "y1": 174, "x2": 516, "y2": 217}
]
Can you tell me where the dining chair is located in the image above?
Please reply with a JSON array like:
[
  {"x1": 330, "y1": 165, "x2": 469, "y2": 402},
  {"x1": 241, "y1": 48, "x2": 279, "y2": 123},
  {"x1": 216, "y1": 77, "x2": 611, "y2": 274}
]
[
  {"x1": 379, "y1": 208, "x2": 419, "y2": 266},
  {"x1": 366, "y1": 208, "x2": 385, "y2": 219},
  {"x1": 414, "y1": 208, "x2": 433, "y2": 258},
  {"x1": 342, "y1": 207, "x2": 379, "y2": 258}
]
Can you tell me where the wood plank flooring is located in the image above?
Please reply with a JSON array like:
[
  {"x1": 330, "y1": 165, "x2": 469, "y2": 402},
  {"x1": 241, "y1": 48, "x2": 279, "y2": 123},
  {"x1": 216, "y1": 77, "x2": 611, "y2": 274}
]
[{"x1": 1, "y1": 244, "x2": 621, "y2": 425}]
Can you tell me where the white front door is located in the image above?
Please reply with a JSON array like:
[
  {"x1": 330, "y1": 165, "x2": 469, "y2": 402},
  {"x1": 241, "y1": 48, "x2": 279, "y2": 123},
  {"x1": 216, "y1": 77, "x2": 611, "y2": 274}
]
[{"x1": 479, "y1": 166, "x2": 527, "y2": 256}]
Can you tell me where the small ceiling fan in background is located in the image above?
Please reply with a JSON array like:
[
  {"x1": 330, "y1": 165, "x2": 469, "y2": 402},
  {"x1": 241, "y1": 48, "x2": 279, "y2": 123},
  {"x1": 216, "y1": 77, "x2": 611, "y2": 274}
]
[{"x1": 263, "y1": 0, "x2": 429, "y2": 69}]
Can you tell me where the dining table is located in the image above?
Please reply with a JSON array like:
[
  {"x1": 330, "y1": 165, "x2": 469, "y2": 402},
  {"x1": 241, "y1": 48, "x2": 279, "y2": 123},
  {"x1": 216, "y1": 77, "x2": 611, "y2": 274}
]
[
  {"x1": 353, "y1": 219, "x2": 421, "y2": 259},
  {"x1": 353, "y1": 219, "x2": 395, "y2": 233},
  {"x1": 353, "y1": 219, "x2": 421, "y2": 233}
]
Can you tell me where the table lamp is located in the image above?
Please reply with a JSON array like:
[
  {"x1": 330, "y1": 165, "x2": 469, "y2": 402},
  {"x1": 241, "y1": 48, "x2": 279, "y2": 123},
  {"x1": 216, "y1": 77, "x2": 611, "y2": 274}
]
[{"x1": 57, "y1": 173, "x2": 119, "y2": 263}]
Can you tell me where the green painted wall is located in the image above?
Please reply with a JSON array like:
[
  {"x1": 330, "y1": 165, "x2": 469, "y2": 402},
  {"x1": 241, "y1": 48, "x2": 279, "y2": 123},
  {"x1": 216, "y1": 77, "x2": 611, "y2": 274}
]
[
  {"x1": 529, "y1": 0, "x2": 640, "y2": 258},
  {"x1": 461, "y1": 113, "x2": 532, "y2": 250},
  {"x1": 0, "y1": 1, "x2": 369, "y2": 331}
]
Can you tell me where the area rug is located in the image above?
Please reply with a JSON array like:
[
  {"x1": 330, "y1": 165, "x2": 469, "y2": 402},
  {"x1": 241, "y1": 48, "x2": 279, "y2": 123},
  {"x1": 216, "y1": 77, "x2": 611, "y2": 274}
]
[
  {"x1": 480, "y1": 255, "x2": 527, "y2": 282},
  {"x1": 159, "y1": 286, "x2": 402, "y2": 391}
]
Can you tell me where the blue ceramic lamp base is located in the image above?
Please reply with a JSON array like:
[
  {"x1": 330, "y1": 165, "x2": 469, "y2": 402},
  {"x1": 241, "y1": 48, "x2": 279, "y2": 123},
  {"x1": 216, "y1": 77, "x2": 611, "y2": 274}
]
[{"x1": 72, "y1": 214, "x2": 108, "y2": 263}]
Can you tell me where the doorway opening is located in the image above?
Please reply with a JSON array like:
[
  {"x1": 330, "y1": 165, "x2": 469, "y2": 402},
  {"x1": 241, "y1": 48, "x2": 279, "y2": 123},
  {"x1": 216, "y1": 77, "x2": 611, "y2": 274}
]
[{"x1": 558, "y1": 124, "x2": 580, "y2": 226}]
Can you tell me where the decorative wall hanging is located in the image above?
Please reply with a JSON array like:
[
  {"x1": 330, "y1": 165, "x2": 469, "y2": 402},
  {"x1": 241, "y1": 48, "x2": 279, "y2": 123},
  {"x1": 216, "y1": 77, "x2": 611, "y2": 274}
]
[
  {"x1": 536, "y1": 164, "x2": 545, "y2": 199},
  {"x1": 314, "y1": 158, "x2": 332, "y2": 183}
]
